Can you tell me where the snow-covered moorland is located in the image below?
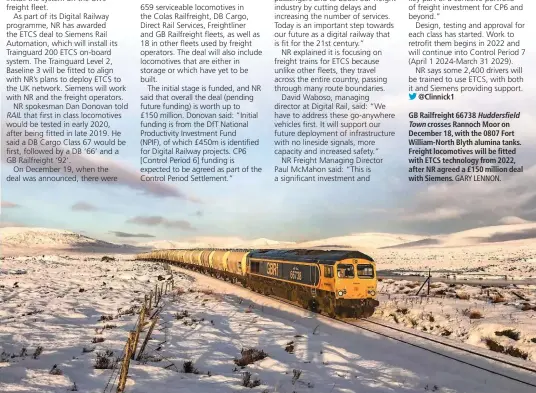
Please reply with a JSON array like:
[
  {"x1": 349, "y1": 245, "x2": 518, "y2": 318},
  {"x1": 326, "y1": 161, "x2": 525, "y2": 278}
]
[
  {"x1": 375, "y1": 279, "x2": 536, "y2": 362},
  {"x1": 1, "y1": 255, "x2": 536, "y2": 393}
]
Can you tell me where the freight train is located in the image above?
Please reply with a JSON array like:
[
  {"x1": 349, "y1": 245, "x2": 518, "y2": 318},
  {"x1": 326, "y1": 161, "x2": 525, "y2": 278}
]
[{"x1": 135, "y1": 248, "x2": 379, "y2": 318}]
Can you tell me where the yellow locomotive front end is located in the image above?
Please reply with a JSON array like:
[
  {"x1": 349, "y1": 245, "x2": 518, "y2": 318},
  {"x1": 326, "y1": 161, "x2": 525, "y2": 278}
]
[{"x1": 332, "y1": 258, "x2": 379, "y2": 318}]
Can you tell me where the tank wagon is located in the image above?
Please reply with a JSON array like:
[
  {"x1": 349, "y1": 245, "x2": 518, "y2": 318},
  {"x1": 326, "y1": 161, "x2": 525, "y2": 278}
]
[{"x1": 136, "y1": 248, "x2": 379, "y2": 318}]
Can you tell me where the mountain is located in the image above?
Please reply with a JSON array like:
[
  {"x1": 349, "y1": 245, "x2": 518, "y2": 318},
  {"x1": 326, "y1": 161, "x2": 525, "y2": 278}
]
[
  {"x1": 2, "y1": 222, "x2": 535, "y2": 257},
  {"x1": 381, "y1": 222, "x2": 536, "y2": 249},
  {"x1": 293, "y1": 233, "x2": 425, "y2": 251},
  {"x1": 0, "y1": 227, "x2": 146, "y2": 256},
  {"x1": 137, "y1": 236, "x2": 295, "y2": 250}
]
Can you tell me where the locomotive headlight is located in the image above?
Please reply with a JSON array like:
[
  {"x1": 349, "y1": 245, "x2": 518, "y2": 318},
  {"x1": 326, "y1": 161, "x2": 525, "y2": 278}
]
[
  {"x1": 367, "y1": 289, "x2": 376, "y2": 296},
  {"x1": 338, "y1": 290, "x2": 344, "y2": 297}
]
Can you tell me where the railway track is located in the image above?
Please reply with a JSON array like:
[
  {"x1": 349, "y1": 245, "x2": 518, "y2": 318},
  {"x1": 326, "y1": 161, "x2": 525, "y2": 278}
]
[
  {"x1": 261, "y1": 293, "x2": 536, "y2": 387},
  {"x1": 346, "y1": 318, "x2": 536, "y2": 387},
  {"x1": 378, "y1": 274, "x2": 536, "y2": 287},
  {"x1": 161, "y1": 264, "x2": 536, "y2": 388}
]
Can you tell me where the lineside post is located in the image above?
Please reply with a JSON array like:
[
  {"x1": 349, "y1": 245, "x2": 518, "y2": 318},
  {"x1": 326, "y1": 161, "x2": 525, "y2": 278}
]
[
  {"x1": 136, "y1": 317, "x2": 158, "y2": 361},
  {"x1": 117, "y1": 331, "x2": 135, "y2": 392},
  {"x1": 427, "y1": 269, "x2": 431, "y2": 296},
  {"x1": 131, "y1": 305, "x2": 145, "y2": 359},
  {"x1": 416, "y1": 276, "x2": 430, "y2": 296},
  {"x1": 156, "y1": 285, "x2": 162, "y2": 307}
]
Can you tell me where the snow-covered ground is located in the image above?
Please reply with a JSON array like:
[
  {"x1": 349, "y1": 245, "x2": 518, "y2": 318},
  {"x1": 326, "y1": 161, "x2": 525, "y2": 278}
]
[
  {"x1": 0, "y1": 227, "x2": 143, "y2": 257},
  {"x1": 375, "y1": 279, "x2": 536, "y2": 362},
  {"x1": 371, "y1": 245, "x2": 536, "y2": 363},
  {"x1": 2, "y1": 255, "x2": 536, "y2": 393},
  {"x1": 373, "y1": 243, "x2": 536, "y2": 280}
]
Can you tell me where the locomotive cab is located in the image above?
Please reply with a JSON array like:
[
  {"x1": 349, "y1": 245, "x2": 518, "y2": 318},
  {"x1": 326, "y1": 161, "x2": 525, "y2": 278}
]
[
  {"x1": 333, "y1": 259, "x2": 377, "y2": 298},
  {"x1": 332, "y1": 259, "x2": 379, "y2": 317}
]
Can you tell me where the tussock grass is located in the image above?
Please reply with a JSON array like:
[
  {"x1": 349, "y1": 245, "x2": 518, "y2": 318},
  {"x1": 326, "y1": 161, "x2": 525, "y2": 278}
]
[
  {"x1": 389, "y1": 313, "x2": 399, "y2": 324},
  {"x1": 94, "y1": 351, "x2": 117, "y2": 369},
  {"x1": 495, "y1": 329, "x2": 520, "y2": 341},
  {"x1": 175, "y1": 310, "x2": 189, "y2": 320},
  {"x1": 32, "y1": 346, "x2": 43, "y2": 359},
  {"x1": 292, "y1": 369, "x2": 302, "y2": 385},
  {"x1": 242, "y1": 371, "x2": 261, "y2": 388},
  {"x1": 234, "y1": 348, "x2": 268, "y2": 368},
  {"x1": 456, "y1": 292, "x2": 471, "y2": 300},
  {"x1": 182, "y1": 360, "x2": 199, "y2": 374},
  {"x1": 285, "y1": 341, "x2": 295, "y2": 354},
  {"x1": 491, "y1": 294, "x2": 506, "y2": 303},
  {"x1": 462, "y1": 309, "x2": 483, "y2": 319},
  {"x1": 49, "y1": 365, "x2": 63, "y2": 375},
  {"x1": 483, "y1": 338, "x2": 528, "y2": 360}
]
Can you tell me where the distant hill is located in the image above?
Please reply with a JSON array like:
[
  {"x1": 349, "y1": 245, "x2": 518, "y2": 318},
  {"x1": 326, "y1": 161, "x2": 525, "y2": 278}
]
[
  {"x1": 2, "y1": 221, "x2": 535, "y2": 258},
  {"x1": 0, "y1": 227, "x2": 148, "y2": 256},
  {"x1": 381, "y1": 222, "x2": 536, "y2": 249},
  {"x1": 137, "y1": 236, "x2": 295, "y2": 250},
  {"x1": 292, "y1": 233, "x2": 426, "y2": 252}
]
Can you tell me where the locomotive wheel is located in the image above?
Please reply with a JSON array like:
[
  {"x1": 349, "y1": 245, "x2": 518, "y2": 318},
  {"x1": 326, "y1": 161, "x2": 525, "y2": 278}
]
[
  {"x1": 353, "y1": 306, "x2": 365, "y2": 319},
  {"x1": 328, "y1": 299, "x2": 336, "y2": 318},
  {"x1": 290, "y1": 288, "x2": 298, "y2": 302},
  {"x1": 308, "y1": 299, "x2": 319, "y2": 313},
  {"x1": 361, "y1": 305, "x2": 375, "y2": 318}
]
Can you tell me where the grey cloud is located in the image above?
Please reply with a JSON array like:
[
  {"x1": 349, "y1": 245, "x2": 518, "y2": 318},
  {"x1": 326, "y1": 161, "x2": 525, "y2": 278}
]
[
  {"x1": 497, "y1": 216, "x2": 530, "y2": 225},
  {"x1": 126, "y1": 215, "x2": 196, "y2": 231},
  {"x1": 399, "y1": 165, "x2": 536, "y2": 227},
  {"x1": 484, "y1": 228, "x2": 536, "y2": 243},
  {"x1": 110, "y1": 231, "x2": 155, "y2": 238},
  {"x1": 71, "y1": 202, "x2": 98, "y2": 211},
  {"x1": 1, "y1": 201, "x2": 20, "y2": 208}
]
